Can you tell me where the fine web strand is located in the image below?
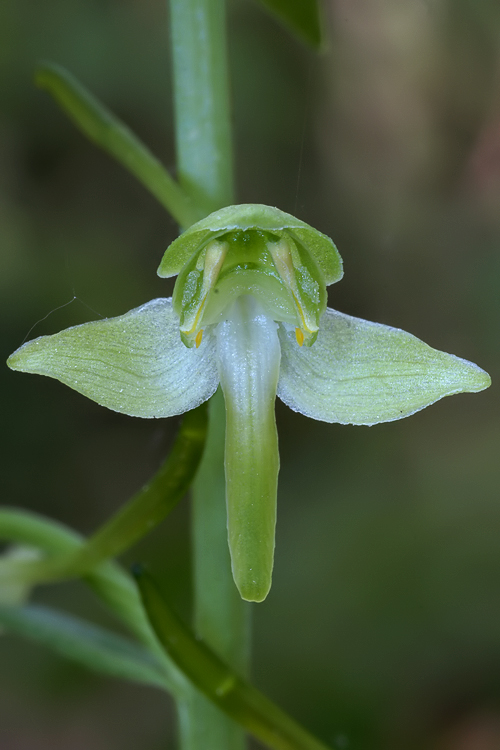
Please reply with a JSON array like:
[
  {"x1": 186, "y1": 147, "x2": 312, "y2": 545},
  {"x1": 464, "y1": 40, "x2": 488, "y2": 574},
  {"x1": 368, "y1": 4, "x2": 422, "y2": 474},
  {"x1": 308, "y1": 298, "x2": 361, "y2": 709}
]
[
  {"x1": 19, "y1": 296, "x2": 105, "y2": 346},
  {"x1": 294, "y1": 58, "x2": 315, "y2": 216}
]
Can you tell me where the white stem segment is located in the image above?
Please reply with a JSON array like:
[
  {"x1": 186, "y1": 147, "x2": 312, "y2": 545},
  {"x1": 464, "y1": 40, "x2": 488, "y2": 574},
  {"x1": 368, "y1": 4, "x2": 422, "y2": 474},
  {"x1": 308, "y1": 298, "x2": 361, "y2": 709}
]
[{"x1": 215, "y1": 296, "x2": 281, "y2": 602}]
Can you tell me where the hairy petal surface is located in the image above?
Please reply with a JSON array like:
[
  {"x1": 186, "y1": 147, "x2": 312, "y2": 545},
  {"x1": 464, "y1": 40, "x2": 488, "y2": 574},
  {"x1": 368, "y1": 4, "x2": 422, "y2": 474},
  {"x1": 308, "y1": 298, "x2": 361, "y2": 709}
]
[
  {"x1": 216, "y1": 296, "x2": 281, "y2": 602},
  {"x1": 277, "y1": 308, "x2": 491, "y2": 425},
  {"x1": 8, "y1": 298, "x2": 219, "y2": 419}
]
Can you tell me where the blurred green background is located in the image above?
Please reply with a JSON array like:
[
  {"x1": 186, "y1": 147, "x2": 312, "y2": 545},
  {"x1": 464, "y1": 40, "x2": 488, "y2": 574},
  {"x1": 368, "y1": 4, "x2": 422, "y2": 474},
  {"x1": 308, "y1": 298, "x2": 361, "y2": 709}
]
[{"x1": 1, "y1": 0, "x2": 500, "y2": 748}]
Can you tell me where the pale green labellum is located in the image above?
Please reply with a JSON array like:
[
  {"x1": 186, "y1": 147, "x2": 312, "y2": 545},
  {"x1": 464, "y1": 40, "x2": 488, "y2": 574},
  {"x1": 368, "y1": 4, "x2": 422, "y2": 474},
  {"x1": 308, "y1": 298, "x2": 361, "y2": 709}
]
[
  {"x1": 216, "y1": 296, "x2": 280, "y2": 602},
  {"x1": 7, "y1": 204, "x2": 491, "y2": 602}
]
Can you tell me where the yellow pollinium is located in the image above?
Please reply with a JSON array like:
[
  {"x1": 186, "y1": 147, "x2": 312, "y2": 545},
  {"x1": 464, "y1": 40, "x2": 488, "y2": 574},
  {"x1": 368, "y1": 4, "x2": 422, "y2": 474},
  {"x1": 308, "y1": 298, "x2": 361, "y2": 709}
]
[
  {"x1": 178, "y1": 239, "x2": 228, "y2": 347},
  {"x1": 268, "y1": 239, "x2": 320, "y2": 346},
  {"x1": 295, "y1": 328, "x2": 304, "y2": 347}
]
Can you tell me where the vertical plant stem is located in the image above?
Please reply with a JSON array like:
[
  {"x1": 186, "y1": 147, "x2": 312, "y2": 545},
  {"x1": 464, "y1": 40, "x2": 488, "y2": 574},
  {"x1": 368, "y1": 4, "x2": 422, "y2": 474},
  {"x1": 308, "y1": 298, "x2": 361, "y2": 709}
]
[
  {"x1": 193, "y1": 391, "x2": 250, "y2": 677},
  {"x1": 181, "y1": 390, "x2": 250, "y2": 750},
  {"x1": 168, "y1": 1, "x2": 249, "y2": 748},
  {"x1": 169, "y1": 0, "x2": 234, "y2": 219}
]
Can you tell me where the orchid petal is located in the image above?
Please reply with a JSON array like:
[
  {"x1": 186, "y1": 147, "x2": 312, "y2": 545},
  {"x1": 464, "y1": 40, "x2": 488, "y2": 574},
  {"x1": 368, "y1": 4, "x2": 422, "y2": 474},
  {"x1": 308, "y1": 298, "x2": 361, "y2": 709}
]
[
  {"x1": 7, "y1": 298, "x2": 219, "y2": 419},
  {"x1": 215, "y1": 296, "x2": 281, "y2": 602},
  {"x1": 277, "y1": 308, "x2": 491, "y2": 425}
]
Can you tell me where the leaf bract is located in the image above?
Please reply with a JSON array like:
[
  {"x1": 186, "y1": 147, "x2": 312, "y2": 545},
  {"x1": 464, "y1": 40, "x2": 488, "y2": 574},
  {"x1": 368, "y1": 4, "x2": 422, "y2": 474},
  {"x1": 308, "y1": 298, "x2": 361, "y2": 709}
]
[{"x1": 158, "y1": 204, "x2": 343, "y2": 285}]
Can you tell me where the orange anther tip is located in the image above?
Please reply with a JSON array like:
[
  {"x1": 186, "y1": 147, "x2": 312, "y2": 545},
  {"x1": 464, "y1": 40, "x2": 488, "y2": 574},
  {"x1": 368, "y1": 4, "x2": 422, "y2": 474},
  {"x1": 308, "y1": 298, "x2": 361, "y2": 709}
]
[
  {"x1": 195, "y1": 330, "x2": 203, "y2": 348},
  {"x1": 295, "y1": 328, "x2": 304, "y2": 347}
]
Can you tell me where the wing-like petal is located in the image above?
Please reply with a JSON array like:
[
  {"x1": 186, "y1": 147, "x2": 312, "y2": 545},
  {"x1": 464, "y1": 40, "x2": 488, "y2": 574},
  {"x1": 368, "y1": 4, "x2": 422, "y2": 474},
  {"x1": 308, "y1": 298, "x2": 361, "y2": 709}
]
[
  {"x1": 277, "y1": 308, "x2": 491, "y2": 425},
  {"x1": 8, "y1": 298, "x2": 219, "y2": 419}
]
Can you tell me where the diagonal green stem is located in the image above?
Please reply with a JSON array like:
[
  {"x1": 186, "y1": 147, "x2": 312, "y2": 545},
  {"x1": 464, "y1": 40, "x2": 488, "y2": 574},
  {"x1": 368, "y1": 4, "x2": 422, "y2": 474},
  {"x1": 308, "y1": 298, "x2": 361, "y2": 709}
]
[
  {"x1": 36, "y1": 62, "x2": 200, "y2": 229},
  {"x1": 136, "y1": 568, "x2": 333, "y2": 750},
  {"x1": 0, "y1": 404, "x2": 207, "y2": 586},
  {"x1": 0, "y1": 508, "x2": 187, "y2": 696},
  {"x1": 0, "y1": 604, "x2": 169, "y2": 690}
]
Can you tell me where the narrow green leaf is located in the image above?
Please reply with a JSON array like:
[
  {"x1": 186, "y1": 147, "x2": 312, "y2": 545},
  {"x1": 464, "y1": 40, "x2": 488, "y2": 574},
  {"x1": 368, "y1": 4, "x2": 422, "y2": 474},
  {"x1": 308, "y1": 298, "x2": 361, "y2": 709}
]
[
  {"x1": 135, "y1": 568, "x2": 333, "y2": 750},
  {"x1": 60, "y1": 401, "x2": 208, "y2": 575},
  {"x1": 0, "y1": 604, "x2": 168, "y2": 689},
  {"x1": 8, "y1": 298, "x2": 219, "y2": 419},
  {"x1": 0, "y1": 508, "x2": 188, "y2": 697},
  {"x1": 278, "y1": 308, "x2": 491, "y2": 424},
  {"x1": 0, "y1": 546, "x2": 42, "y2": 606},
  {"x1": 0, "y1": 403, "x2": 207, "y2": 588},
  {"x1": 35, "y1": 62, "x2": 200, "y2": 228},
  {"x1": 253, "y1": 0, "x2": 323, "y2": 50}
]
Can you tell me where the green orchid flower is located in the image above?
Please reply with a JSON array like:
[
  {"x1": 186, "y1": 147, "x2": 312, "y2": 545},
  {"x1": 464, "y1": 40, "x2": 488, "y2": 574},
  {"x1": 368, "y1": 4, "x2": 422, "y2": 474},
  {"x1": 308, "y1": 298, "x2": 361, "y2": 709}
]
[{"x1": 7, "y1": 204, "x2": 491, "y2": 602}]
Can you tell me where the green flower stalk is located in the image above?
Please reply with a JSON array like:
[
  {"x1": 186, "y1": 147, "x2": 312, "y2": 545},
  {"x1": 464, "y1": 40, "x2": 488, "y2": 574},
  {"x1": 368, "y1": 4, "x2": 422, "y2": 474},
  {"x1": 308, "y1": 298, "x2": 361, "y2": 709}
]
[{"x1": 7, "y1": 204, "x2": 491, "y2": 602}]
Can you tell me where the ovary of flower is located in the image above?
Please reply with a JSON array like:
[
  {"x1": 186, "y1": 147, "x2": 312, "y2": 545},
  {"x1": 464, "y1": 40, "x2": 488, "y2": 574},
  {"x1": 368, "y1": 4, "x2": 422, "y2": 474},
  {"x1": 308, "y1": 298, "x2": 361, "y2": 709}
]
[{"x1": 7, "y1": 205, "x2": 491, "y2": 602}]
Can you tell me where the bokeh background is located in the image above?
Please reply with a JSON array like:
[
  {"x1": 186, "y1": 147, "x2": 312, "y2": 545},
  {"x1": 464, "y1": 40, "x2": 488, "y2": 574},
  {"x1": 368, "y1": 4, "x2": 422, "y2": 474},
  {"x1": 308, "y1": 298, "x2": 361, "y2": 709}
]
[{"x1": 1, "y1": 0, "x2": 500, "y2": 748}]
